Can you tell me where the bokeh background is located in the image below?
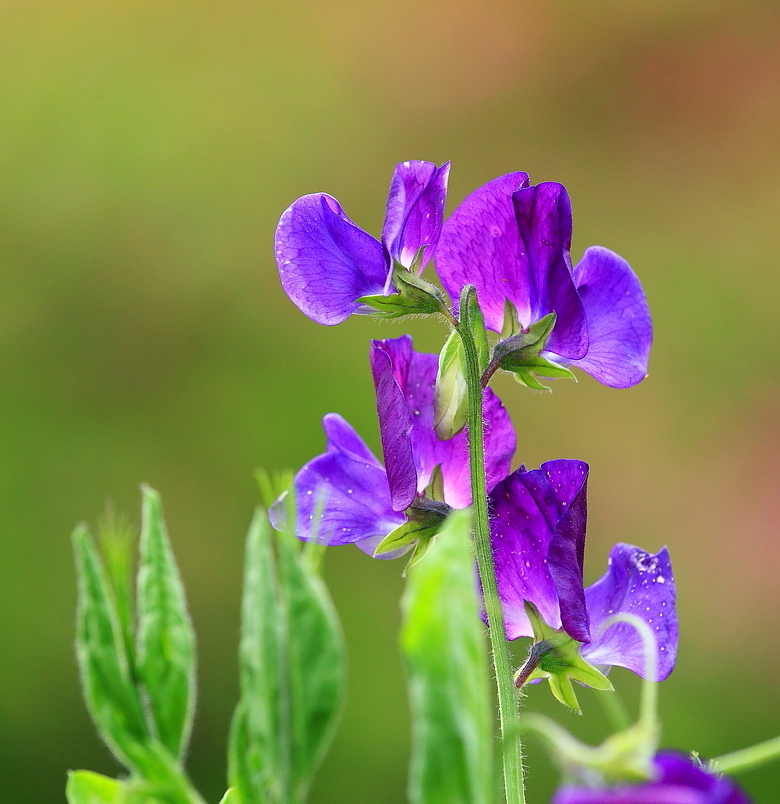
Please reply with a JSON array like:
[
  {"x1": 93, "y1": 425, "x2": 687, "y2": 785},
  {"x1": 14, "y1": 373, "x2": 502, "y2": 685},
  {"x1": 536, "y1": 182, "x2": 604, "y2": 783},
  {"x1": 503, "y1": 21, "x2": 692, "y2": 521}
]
[{"x1": 1, "y1": 1, "x2": 779, "y2": 801}]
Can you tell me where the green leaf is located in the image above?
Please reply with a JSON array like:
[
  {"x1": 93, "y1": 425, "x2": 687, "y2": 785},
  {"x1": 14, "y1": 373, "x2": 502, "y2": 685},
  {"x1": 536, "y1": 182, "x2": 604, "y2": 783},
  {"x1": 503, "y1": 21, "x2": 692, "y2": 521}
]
[
  {"x1": 230, "y1": 510, "x2": 345, "y2": 804},
  {"x1": 218, "y1": 790, "x2": 241, "y2": 804},
  {"x1": 72, "y1": 525, "x2": 150, "y2": 771},
  {"x1": 401, "y1": 509, "x2": 494, "y2": 804},
  {"x1": 66, "y1": 771, "x2": 125, "y2": 804},
  {"x1": 135, "y1": 486, "x2": 196, "y2": 760}
]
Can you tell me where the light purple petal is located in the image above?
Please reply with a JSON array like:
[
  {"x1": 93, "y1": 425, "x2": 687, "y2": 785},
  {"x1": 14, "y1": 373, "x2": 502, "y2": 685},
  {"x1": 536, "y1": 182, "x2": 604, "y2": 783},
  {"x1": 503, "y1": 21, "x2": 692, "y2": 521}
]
[
  {"x1": 582, "y1": 544, "x2": 678, "y2": 681},
  {"x1": 269, "y1": 414, "x2": 403, "y2": 546},
  {"x1": 435, "y1": 172, "x2": 531, "y2": 332},
  {"x1": 567, "y1": 246, "x2": 652, "y2": 387},
  {"x1": 489, "y1": 460, "x2": 590, "y2": 642},
  {"x1": 371, "y1": 335, "x2": 515, "y2": 511},
  {"x1": 275, "y1": 193, "x2": 390, "y2": 325},
  {"x1": 381, "y1": 160, "x2": 450, "y2": 271},
  {"x1": 512, "y1": 182, "x2": 588, "y2": 359}
]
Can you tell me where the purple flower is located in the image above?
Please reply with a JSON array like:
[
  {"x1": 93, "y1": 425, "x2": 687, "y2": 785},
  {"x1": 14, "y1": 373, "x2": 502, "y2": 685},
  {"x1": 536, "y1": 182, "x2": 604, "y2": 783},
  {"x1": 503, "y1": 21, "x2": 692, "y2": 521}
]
[
  {"x1": 275, "y1": 160, "x2": 450, "y2": 325},
  {"x1": 435, "y1": 173, "x2": 652, "y2": 388},
  {"x1": 554, "y1": 751, "x2": 751, "y2": 804},
  {"x1": 270, "y1": 335, "x2": 515, "y2": 557},
  {"x1": 490, "y1": 462, "x2": 678, "y2": 680}
]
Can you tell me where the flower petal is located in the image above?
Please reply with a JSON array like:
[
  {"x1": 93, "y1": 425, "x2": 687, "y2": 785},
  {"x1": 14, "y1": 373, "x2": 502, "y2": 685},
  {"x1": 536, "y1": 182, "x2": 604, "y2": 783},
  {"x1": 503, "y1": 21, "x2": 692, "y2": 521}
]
[
  {"x1": 275, "y1": 193, "x2": 390, "y2": 325},
  {"x1": 490, "y1": 460, "x2": 590, "y2": 642},
  {"x1": 582, "y1": 544, "x2": 678, "y2": 681},
  {"x1": 372, "y1": 335, "x2": 515, "y2": 511},
  {"x1": 269, "y1": 414, "x2": 403, "y2": 546},
  {"x1": 435, "y1": 172, "x2": 531, "y2": 332},
  {"x1": 512, "y1": 182, "x2": 588, "y2": 359},
  {"x1": 381, "y1": 160, "x2": 450, "y2": 271},
  {"x1": 568, "y1": 246, "x2": 652, "y2": 387}
]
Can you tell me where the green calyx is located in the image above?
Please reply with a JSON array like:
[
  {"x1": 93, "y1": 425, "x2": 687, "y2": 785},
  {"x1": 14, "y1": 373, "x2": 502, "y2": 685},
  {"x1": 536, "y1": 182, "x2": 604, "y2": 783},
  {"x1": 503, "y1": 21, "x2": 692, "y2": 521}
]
[
  {"x1": 373, "y1": 496, "x2": 452, "y2": 573},
  {"x1": 515, "y1": 602, "x2": 612, "y2": 713},
  {"x1": 492, "y1": 309, "x2": 576, "y2": 391},
  {"x1": 358, "y1": 263, "x2": 448, "y2": 319}
]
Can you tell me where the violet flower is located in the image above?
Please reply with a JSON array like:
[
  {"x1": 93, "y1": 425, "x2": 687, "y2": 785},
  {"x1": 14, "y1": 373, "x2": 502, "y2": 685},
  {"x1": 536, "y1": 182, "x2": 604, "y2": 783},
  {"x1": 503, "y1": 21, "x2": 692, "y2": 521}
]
[
  {"x1": 270, "y1": 335, "x2": 514, "y2": 557},
  {"x1": 435, "y1": 173, "x2": 652, "y2": 388},
  {"x1": 490, "y1": 461, "x2": 678, "y2": 681},
  {"x1": 275, "y1": 160, "x2": 450, "y2": 325},
  {"x1": 554, "y1": 751, "x2": 751, "y2": 804}
]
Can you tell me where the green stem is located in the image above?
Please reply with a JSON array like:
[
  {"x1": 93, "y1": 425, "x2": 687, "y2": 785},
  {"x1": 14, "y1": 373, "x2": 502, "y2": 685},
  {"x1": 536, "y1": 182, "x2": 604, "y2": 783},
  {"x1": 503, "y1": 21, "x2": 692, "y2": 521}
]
[
  {"x1": 457, "y1": 285, "x2": 525, "y2": 804},
  {"x1": 712, "y1": 735, "x2": 780, "y2": 776},
  {"x1": 595, "y1": 688, "x2": 632, "y2": 733}
]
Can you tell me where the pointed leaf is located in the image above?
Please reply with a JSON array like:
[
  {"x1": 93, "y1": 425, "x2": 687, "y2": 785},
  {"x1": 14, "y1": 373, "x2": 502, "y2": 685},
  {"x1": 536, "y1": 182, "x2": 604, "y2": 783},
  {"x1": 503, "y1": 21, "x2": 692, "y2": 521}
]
[
  {"x1": 218, "y1": 790, "x2": 241, "y2": 804},
  {"x1": 72, "y1": 526, "x2": 150, "y2": 771},
  {"x1": 136, "y1": 486, "x2": 196, "y2": 760},
  {"x1": 66, "y1": 771, "x2": 125, "y2": 804},
  {"x1": 231, "y1": 510, "x2": 345, "y2": 803},
  {"x1": 401, "y1": 509, "x2": 494, "y2": 804}
]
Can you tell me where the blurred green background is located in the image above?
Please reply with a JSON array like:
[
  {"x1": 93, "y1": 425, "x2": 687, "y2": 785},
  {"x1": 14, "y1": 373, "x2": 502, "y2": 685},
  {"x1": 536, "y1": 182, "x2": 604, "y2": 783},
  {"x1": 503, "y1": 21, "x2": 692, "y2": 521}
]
[{"x1": 1, "y1": 1, "x2": 778, "y2": 801}]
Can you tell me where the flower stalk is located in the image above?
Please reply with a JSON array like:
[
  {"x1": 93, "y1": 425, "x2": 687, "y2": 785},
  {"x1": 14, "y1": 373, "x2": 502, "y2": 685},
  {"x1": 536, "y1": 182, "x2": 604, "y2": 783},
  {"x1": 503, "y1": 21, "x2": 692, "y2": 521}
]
[{"x1": 457, "y1": 284, "x2": 526, "y2": 804}]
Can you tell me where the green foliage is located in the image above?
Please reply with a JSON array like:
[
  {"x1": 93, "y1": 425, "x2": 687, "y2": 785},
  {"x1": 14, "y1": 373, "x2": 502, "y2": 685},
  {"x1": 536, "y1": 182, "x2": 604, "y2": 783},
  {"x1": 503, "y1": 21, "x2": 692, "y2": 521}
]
[
  {"x1": 401, "y1": 509, "x2": 495, "y2": 804},
  {"x1": 66, "y1": 770, "x2": 126, "y2": 804},
  {"x1": 136, "y1": 486, "x2": 197, "y2": 759},
  {"x1": 72, "y1": 525, "x2": 151, "y2": 771},
  {"x1": 228, "y1": 509, "x2": 345, "y2": 804}
]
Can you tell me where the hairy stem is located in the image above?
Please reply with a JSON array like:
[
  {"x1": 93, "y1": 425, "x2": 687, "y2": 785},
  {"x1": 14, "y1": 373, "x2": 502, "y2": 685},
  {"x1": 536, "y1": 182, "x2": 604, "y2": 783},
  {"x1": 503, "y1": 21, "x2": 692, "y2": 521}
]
[{"x1": 457, "y1": 285, "x2": 525, "y2": 804}]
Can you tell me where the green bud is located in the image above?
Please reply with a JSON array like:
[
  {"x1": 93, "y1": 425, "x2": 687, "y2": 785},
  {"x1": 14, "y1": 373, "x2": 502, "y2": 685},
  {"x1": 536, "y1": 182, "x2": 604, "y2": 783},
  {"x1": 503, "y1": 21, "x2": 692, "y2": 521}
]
[{"x1": 434, "y1": 330, "x2": 468, "y2": 439}]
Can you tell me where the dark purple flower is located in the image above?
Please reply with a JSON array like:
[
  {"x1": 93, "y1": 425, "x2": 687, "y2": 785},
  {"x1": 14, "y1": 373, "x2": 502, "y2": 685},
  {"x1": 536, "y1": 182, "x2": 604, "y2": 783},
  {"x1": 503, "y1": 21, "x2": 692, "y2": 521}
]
[
  {"x1": 270, "y1": 335, "x2": 515, "y2": 557},
  {"x1": 435, "y1": 173, "x2": 652, "y2": 388},
  {"x1": 554, "y1": 751, "x2": 751, "y2": 804},
  {"x1": 275, "y1": 160, "x2": 450, "y2": 325},
  {"x1": 490, "y1": 462, "x2": 677, "y2": 680}
]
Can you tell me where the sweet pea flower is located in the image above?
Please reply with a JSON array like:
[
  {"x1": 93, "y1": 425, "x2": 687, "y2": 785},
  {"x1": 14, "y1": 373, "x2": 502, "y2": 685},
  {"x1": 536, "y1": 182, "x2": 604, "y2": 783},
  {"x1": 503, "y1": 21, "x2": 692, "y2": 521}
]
[
  {"x1": 270, "y1": 334, "x2": 514, "y2": 557},
  {"x1": 275, "y1": 160, "x2": 450, "y2": 325},
  {"x1": 490, "y1": 461, "x2": 678, "y2": 681},
  {"x1": 554, "y1": 751, "x2": 751, "y2": 804},
  {"x1": 435, "y1": 173, "x2": 652, "y2": 388}
]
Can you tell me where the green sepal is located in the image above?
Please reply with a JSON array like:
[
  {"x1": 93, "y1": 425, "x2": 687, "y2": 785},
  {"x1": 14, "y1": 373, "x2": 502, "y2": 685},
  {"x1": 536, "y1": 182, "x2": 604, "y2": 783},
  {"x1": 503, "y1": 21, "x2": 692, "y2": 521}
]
[
  {"x1": 516, "y1": 602, "x2": 612, "y2": 713},
  {"x1": 500, "y1": 298, "x2": 523, "y2": 340},
  {"x1": 433, "y1": 329, "x2": 468, "y2": 439},
  {"x1": 373, "y1": 499, "x2": 451, "y2": 574},
  {"x1": 218, "y1": 789, "x2": 241, "y2": 804},
  {"x1": 358, "y1": 266, "x2": 445, "y2": 318},
  {"x1": 493, "y1": 312, "x2": 576, "y2": 390},
  {"x1": 424, "y1": 465, "x2": 445, "y2": 503},
  {"x1": 66, "y1": 771, "x2": 126, "y2": 804},
  {"x1": 135, "y1": 486, "x2": 197, "y2": 761}
]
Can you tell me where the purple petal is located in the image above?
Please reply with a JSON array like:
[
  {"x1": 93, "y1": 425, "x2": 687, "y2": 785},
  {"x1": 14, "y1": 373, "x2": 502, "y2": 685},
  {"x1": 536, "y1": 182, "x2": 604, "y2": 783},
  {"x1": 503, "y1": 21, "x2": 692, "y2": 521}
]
[
  {"x1": 372, "y1": 335, "x2": 515, "y2": 511},
  {"x1": 512, "y1": 182, "x2": 588, "y2": 359},
  {"x1": 553, "y1": 752, "x2": 751, "y2": 804},
  {"x1": 567, "y1": 246, "x2": 653, "y2": 387},
  {"x1": 381, "y1": 160, "x2": 450, "y2": 271},
  {"x1": 275, "y1": 193, "x2": 390, "y2": 325},
  {"x1": 435, "y1": 172, "x2": 531, "y2": 332},
  {"x1": 370, "y1": 337, "x2": 417, "y2": 512},
  {"x1": 582, "y1": 544, "x2": 678, "y2": 681},
  {"x1": 489, "y1": 460, "x2": 590, "y2": 642},
  {"x1": 269, "y1": 414, "x2": 403, "y2": 546}
]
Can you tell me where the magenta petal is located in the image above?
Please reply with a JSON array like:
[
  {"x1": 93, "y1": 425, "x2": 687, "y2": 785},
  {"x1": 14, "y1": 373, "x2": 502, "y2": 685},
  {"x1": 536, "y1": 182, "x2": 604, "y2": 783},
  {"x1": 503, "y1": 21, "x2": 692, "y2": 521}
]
[
  {"x1": 371, "y1": 335, "x2": 515, "y2": 511},
  {"x1": 275, "y1": 193, "x2": 390, "y2": 325},
  {"x1": 370, "y1": 337, "x2": 417, "y2": 512},
  {"x1": 489, "y1": 460, "x2": 590, "y2": 642},
  {"x1": 269, "y1": 414, "x2": 403, "y2": 546},
  {"x1": 435, "y1": 172, "x2": 530, "y2": 332},
  {"x1": 582, "y1": 544, "x2": 678, "y2": 681},
  {"x1": 381, "y1": 160, "x2": 450, "y2": 271},
  {"x1": 512, "y1": 183, "x2": 588, "y2": 359},
  {"x1": 569, "y1": 246, "x2": 652, "y2": 387}
]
